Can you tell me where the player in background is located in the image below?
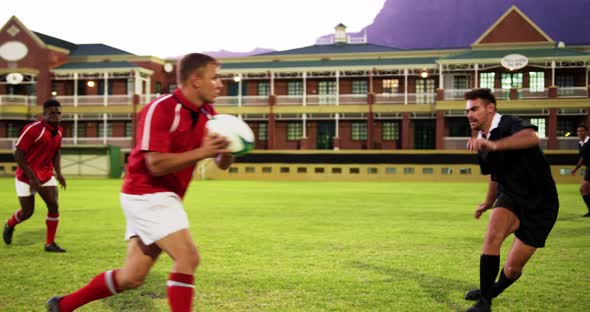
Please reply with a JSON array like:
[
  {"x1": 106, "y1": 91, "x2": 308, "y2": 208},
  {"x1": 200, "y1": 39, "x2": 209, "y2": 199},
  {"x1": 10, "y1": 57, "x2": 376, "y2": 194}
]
[{"x1": 3, "y1": 99, "x2": 67, "y2": 252}]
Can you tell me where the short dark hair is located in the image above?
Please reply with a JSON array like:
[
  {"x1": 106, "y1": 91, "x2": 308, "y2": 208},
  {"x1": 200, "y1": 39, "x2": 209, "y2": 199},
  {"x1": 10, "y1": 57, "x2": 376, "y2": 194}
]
[
  {"x1": 177, "y1": 53, "x2": 218, "y2": 84},
  {"x1": 43, "y1": 99, "x2": 61, "y2": 109},
  {"x1": 464, "y1": 88, "x2": 497, "y2": 106},
  {"x1": 577, "y1": 124, "x2": 588, "y2": 131}
]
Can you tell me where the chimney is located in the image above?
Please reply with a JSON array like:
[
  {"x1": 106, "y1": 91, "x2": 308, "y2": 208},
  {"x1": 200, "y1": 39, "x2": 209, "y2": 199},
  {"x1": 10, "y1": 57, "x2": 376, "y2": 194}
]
[{"x1": 334, "y1": 23, "x2": 347, "y2": 43}]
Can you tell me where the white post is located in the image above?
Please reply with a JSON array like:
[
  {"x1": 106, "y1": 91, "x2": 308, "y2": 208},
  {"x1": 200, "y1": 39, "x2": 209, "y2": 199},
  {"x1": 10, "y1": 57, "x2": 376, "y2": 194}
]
[
  {"x1": 404, "y1": 69, "x2": 408, "y2": 105},
  {"x1": 302, "y1": 114, "x2": 307, "y2": 138},
  {"x1": 335, "y1": 71, "x2": 340, "y2": 105},
  {"x1": 238, "y1": 74, "x2": 242, "y2": 107},
  {"x1": 302, "y1": 72, "x2": 307, "y2": 106},
  {"x1": 551, "y1": 61, "x2": 556, "y2": 86},
  {"x1": 103, "y1": 72, "x2": 108, "y2": 106},
  {"x1": 103, "y1": 113, "x2": 108, "y2": 145},
  {"x1": 73, "y1": 114, "x2": 78, "y2": 145},
  {"x1": 474, "y1": 64, "x2": 479, "y2": 88},
  {"x1": 146, "y1": 77, "x2": 151, "y2": 100},
  {"x1": 438, "y1": 63, "x2": 444, "y2": 89},
  {"x1": 73, "y1": 73, "x2": 79, "y2": 107},
  {"x1": 270, "y1": 72, "x2": 275, "y2": 95},
  {"x1": 134, "y1": 71, "x2": 142, "y2": 100}
]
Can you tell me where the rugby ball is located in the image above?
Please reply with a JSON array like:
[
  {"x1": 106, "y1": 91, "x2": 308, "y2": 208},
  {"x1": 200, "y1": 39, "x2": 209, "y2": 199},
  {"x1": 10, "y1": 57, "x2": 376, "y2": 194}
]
[{"x1": 206, "y1": 114, "x2": 255, "y2": 156}]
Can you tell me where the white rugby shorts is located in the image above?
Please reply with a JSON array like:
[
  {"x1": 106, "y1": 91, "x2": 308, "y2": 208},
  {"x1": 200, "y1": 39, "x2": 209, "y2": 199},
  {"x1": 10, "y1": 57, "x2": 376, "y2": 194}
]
[
  {"x1": 15, "y1": 176, "x2": 58, "y2": 197},
  {"x1": 120, "y1": 192, "x2": 189, "y2": 245}
]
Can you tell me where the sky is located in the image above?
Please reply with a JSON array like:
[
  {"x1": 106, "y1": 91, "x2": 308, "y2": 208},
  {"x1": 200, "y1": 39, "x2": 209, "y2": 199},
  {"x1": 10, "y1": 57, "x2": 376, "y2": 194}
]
[{"x1": 2, "y1": 0, "x2": 386, "y2": 58}]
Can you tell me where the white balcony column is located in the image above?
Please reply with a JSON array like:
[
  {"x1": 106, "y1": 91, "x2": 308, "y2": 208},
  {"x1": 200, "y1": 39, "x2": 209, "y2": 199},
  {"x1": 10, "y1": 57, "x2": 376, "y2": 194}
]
[
  {"x1": 551, "y1": 61, "x2": 556, "y2": 86},
  {"x1": 103, "y1": 113, "x2": 108, "y2": 144},
  {"x1": 134, "y1": 71, "x2": 142, "y2": 96},
  {"x1": 302, "y1": 114, "x2": 307, "y2": 138},
  {"x1": 270, "y1": 72, "x2": 275, "y2": 95},
  {"x1": 335, "y1": 71, "x2": 340, "y2": 105},
  {"x1": 303, "y1": 72, "x2": 307, "y2": 106},
  {"x1": 103, "y1": 72, "x2": 108, "y2": 106},
  {"x1": 146, "y1": 77, "x2": 151, "y2": 99},
  {"x1": 439, "y1": 64, "x2": 444, "y2": 89},
  {"x1": 404, "y1": 69, "x2": 408, "y2": 105},
  {"x1": 474, "y1": 64, "x2": 479, "y2": 88},
  {"x1": 238, "y1": 74, "x2": 243, "y2": 107},
  {"x1": 73, "y1": 73, "x2": 79, "y2": 107},
  {"x1": 73, "y1": 114, "x2": 78, "y2": 145}
]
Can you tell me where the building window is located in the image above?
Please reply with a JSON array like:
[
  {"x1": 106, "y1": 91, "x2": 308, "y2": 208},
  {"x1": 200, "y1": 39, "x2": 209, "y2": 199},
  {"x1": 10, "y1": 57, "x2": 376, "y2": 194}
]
[
  {"x1": 287, "y1": 122, "x2": 302, "y2": 140},
  {"x1": 447, "y1": 118, "x2": 471, "y2": 137},
  {"x1": 382, "y1": 79, "x2": 399, "y2": 93},
  {"x1": 318, "y1": 81, "x2": 336, "y2": 104},
  {"x1": 479, "y1": 73, "x2": 495, "y2": 89},
  {"x1": 382, "y1": 121, "x2": 400, "y2": 140},
  {"x1": 557, "y1": 118, "x2": 577, "y2": 137},
  {"x1": 501, "y1": 73, "x2": 523, "y2": 89},
  {"x1": 416, "y1": 79, "x2": 435, "y2": 104},
  {"x1": 258, "y1": 123, "x2": 268, "y2": 141},
  {"x1": 125, "y1": 121, "x2": 133, "y2": 137},
  {"x1": 168, "y1": 83, "x2": 177, "y2": 93},
  {"x1": 529, "y1": 118, "x2": 546, "y2": 138},
  {"x1": 257, "y1": 81, "x2": 270, "y2": 96},
  {"x1": 352, "y1": 80, "x2": 368, "y2": 94},
  {"x1": 556, "y1": 75, "x2": 575, "y2": 96},
  {"x1": 529, "y1": 72, "x2": 545, "y2": 92},
  {"x1": 7, "y1": 123, "x2": 21, "y2": 138},
  {"x1": 155, "y1": 82, "x2": 162, "y2": 94},
  {"x1": 453, "y1": 76, "x2": 470, "y2": 89},
  {"x1": 77, "y1": 122, "x2": 87, "y2": 138},
  {"x1": 97, "y1": 122, "x2": 113, "y2": 138},
  {"x1": 352, "y1": 122, "x2": 367, "y2": 140},
  {"x1": 287, "y1": 81, "x2": 303, "y2": 96}
]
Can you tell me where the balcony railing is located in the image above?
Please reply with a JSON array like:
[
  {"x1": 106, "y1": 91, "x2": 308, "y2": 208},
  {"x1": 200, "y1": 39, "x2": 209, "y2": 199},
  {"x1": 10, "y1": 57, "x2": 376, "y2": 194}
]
[
  {"x1": 306, "y1": 95, "x2": 338, "y2": 105},
  {"x1": 339, "y1": 94, "x2": 368, "y2": 105},
  {"x1": 519, "y1": 88, "x2": 549, "y2": 99},
  {"x1": 276, "y1": 95, "x2": 304, "y2": 106},
  {"x1": 56, "y1": 95, "x2": 133, "y2": 106},
  {"x1": 0, "y1": 95, "x2": 36, "y2": 106},
  {"x1": 557, "y1": 87, "x2": 588, "y2": 98}
]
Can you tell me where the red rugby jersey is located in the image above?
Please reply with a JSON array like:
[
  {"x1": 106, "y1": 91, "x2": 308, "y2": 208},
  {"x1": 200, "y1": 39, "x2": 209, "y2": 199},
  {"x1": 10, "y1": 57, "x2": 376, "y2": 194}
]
[
  {"x1": 15, "y1": 119, "x2": 63, "y2": 184},
  {"x1": 122, "y1": 89, "x2": 216, "y2": 199}
]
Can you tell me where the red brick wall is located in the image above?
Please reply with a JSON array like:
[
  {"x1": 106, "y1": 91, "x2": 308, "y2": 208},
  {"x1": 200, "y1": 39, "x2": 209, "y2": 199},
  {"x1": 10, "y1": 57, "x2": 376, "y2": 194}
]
[
  {"x1": 111, "y1": 121, "x2": 125, "y2": 137},
  {"x1": 339, "y1": 79, "x2": 352, "y2": 94},
  {"x1": 275, "y1": 80, "x2": 287, "y2": 95},
  {"x1": 245, "y1": 80, "x2": 257, "y2": 96},
  {"x1": 273, "y1": 121, "x2": 301, "y2": 149}
]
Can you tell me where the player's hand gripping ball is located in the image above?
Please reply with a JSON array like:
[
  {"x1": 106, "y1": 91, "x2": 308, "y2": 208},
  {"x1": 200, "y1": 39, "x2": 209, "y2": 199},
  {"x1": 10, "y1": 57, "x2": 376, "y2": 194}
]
[{"x1": 205, "y1": 114, "x2": 255, "y2": 156}]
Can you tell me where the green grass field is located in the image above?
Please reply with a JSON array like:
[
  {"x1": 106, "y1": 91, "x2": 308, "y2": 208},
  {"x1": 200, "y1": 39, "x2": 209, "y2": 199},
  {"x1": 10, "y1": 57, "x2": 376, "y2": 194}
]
[{"x1": 0, "y1": 178, "x2": 588, "y2": 311}]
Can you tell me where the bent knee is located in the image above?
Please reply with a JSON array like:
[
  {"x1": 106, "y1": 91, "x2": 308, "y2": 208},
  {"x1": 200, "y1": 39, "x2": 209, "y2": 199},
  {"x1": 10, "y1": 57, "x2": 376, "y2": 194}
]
[
  {"x1": 176, "y1": 251, "x2": 200, "y2": 271},
  {"x1": 503, "y1": 265, "x2": 523, "y2": 279},
  {"x1": 117, "y1": 275, "x2": 147, "y2": 290}
]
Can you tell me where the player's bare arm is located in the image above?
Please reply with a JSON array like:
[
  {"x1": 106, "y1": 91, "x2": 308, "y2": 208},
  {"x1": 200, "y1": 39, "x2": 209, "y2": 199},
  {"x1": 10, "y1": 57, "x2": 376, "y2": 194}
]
[
  {"x1": 475, "y1": 176, "x2": 498, "y2": 219},
  {"x1": 469, "y1": 129, "x2": 540, "y2": 152},
  {"x1": 53, "y1": 150, "x2": 66, "y2": 190},
  {"x1": 571, "y1": 156, "x2": 584, "y2": 175},
  {"x1": 145, "y1": 134, "x2": 230, "y2": 176},
  {"x1": 14, "y1": 148, "x2": 41, "y2": 192},
  {"x1": 215, "y1": 153, "x2": 234, "y2": 170}
]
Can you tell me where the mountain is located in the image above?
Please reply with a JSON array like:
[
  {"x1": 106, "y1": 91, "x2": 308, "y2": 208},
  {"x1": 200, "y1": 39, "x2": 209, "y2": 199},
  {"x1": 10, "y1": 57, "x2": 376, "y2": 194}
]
[
  {"x1": 202, "y1": 48, "x2": 276, "y2": 58},
  {"x1": 321, "y1": 0, "x2": 590, "y2": 50}
]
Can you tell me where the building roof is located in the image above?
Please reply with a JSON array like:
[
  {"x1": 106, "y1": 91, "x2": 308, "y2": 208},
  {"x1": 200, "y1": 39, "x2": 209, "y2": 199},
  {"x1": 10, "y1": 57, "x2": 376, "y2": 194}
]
[
  {"x1": 70, "y1": 44, "x2": 134, "y2": 56},
  {"x1": 221, "y1": 57, "x2": 437, "y2": 71},
  {"x1": 53, "y1": 61, "x2": 140, "y2": 70},
  {"x1": 439, "y1": 47, "x2": 590, "y2": 62},
  {"x1": 33, "y1": 31, "x2": 78, "y2": 52},
  {"x1": 260, "y1": 43, "x2": 403, "y2": 56}
]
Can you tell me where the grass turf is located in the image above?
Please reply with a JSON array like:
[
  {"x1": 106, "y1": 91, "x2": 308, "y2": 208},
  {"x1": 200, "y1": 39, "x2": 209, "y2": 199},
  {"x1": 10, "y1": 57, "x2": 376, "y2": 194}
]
[{"x1": 0, "y1": 178, "x2": 588, "y2": 311}]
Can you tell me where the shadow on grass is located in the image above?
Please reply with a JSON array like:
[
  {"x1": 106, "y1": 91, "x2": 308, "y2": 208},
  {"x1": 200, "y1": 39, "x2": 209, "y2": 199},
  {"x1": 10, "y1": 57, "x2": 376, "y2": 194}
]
[
  {"x1": 351, "y1": 261, "x2": 474, "y2": 312},
  {"x1": 102, "y1": 271, "x2": 168, "y2": 312},
  {"x1": 13, "y1": 228, "x2": 45, "y2": 246}
]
